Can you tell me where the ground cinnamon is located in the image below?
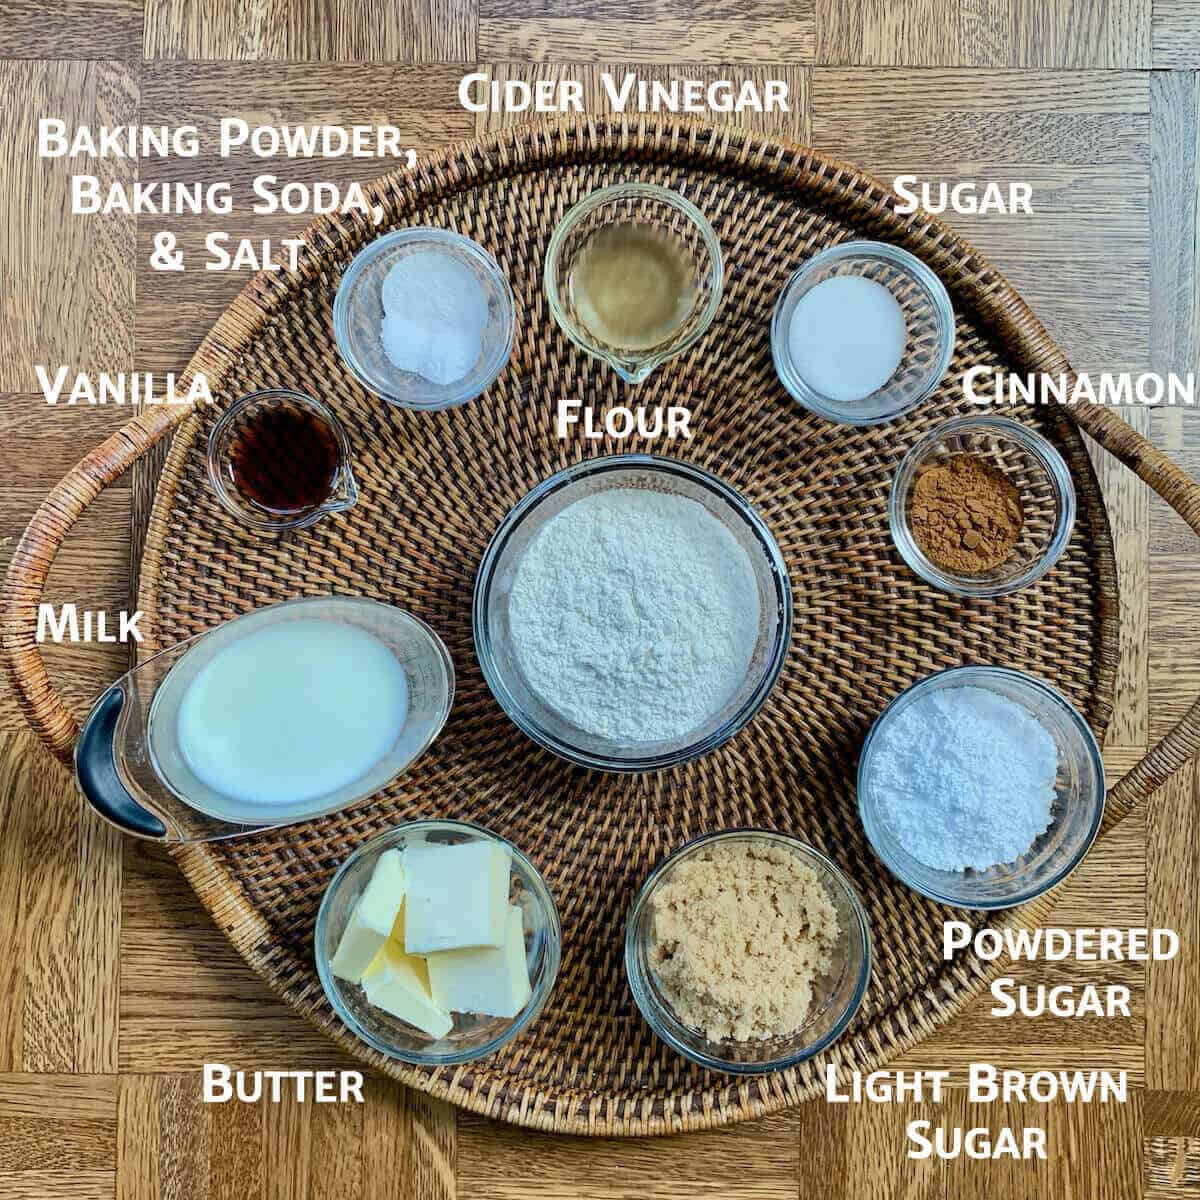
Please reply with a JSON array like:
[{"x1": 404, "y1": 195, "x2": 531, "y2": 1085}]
[{"x1": 909, "y1": 453, "x2": 1023, "y2": 573}]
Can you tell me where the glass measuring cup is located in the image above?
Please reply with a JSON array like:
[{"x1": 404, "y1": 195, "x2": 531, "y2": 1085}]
[
  {"x1": 206, "y1": 389, "x2": 358, "y2": 533},
  {"x1": 74, "y1": 597, "x2": 454, "y2": 842},
  {"x1": 544, "y1": 183, "x2": 723, "y2": 385}
]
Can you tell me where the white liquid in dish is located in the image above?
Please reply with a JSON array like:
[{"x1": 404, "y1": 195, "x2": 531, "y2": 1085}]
[
  {"x1": 787, "y1": 274, "x2": 908, "y2": 403},
  {"x1": 176, "y1": 618, "x2": 409, "y2": 807}
]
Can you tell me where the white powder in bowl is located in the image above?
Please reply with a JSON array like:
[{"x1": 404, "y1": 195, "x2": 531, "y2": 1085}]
[
  {"x1": 506, "y1": 488, "x2": 761, "y2": 743},
  {"x1": 868, "y1": 685, "x2": 1058, "y2": 872}
]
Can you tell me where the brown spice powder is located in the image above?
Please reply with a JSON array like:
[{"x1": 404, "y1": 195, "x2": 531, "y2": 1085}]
[
  {"x1": 909, "y1": 453, "x2": 1024, "y2": 573},
  {"x1": 647, "y1": 843, "x2": 840, "y2": 1042}
]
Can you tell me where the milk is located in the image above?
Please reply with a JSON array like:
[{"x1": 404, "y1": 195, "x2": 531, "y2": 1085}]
[
  {"x1": 175, "y1": 618, "x2": 409, "y2": 807},
  {"x1": 788, "y1": 275, "x2": 908, "y2": 403}
]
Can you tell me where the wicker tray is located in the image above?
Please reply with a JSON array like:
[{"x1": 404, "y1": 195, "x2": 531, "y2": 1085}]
[{"x1": 5, "y1": 119, "x2": 1200, "y2": 1136}]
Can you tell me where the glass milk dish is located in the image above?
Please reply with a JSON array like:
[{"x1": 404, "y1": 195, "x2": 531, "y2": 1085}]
[
  {"x1": 73, "y1": 597, "x2": 454, "y2": 842},
  {"x1": 544, "y1": 183, "x2": 723, "y2": 385}
]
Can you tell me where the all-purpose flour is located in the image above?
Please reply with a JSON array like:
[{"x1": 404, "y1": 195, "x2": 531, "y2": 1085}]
[{"x1": 507, "y1": 488, "x2": 760, "y2": 742}]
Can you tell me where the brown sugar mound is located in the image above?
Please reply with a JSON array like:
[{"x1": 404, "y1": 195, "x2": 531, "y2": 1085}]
[
  {"x1": 908, "y1": 453, "x2": 1024, "y2": 573},
  {"x1": 647, "y1": 842, "x2": 841, "y2": 1042}
]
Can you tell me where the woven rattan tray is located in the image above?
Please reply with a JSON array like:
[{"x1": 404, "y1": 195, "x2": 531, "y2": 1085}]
[{"x1": 6, "y1": 119, "x2": 1200, "y2": 1136}]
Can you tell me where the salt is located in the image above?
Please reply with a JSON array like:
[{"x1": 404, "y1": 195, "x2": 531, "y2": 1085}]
[
  {"x1": 379, "y1": 249, "x2": 488, "y2": 386},
  {"x1": 788, "y1": 275, "x2": 907, "y2": 403},
  {"x1": 867, "y1": 685, "x2": 1057, "y2": 872}
]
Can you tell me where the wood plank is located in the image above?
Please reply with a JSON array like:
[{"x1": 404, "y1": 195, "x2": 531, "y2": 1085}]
[
  {"x1": 1147, "y1": 760, "x2": 1200, "y2": 1095},
  {"x1": 458, "y1": 1110, "x2": 798, "y2": 1199},
  {"x1": 0, "y1": 0, "x2": 142, "y2": 59},
  {"x1": 1154, "y1": 3, "x2": 1200, "y2": 68},
  {"x1": 814, "y1": 0, "x2": 1151, "y2": 67},
  {"x1": 1146, "y1": 1135, "x2": 1200, "y2": 1198},
  {"x1": 1150, "y1": 72, "x2": 1200, "y2": 454},
  {"x1": 144, "y1": 0, "x2": 475, "y2": 62},
  {"x1": 0, "y1": 61, "x2": 137, "y2": 392}
]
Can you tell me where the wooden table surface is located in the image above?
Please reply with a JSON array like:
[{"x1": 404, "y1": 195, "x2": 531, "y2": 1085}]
[{"x1": 3, "y1": 2, "x2": 1200, "y2": 1197}]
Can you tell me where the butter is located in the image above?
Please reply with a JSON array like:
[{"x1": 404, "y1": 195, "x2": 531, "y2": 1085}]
[
  {"x1": 403, "y1": 841, "x2": 511, "y2": 954},
  {"x1": 426, "y1": 904, "x2": 532, "y2": 1019},
  {"x1": 330, "y1": 849, "x2": 405, "y2": 984},
  {"x1": 362, "y1": 939, "x2": 453, "y2": 1039}
]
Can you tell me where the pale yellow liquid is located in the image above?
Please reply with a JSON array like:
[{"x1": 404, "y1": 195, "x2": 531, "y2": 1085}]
[{"x1": 569, "y1": 224, "x2": 697, "y2": 351}]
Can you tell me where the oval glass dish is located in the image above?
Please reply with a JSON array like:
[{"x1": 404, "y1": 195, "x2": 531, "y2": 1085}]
[
  {"x1": 624, "y1": 830, "x2": 872, "y2": 1074},
  {"x1": 315, "y1": 820, "x2": 561, "y2": 1066},
  {"x1": 332, "y1": 227, "x2": 515, "y2": 410},
  {"x1": 472, "y1": 455, "x2": 793, "y2": 772},
  {"x1": 858, "y1": 666, "x2": 1105, "y2": 909},
  {"x1": 889, "y1": 415, "x2": 1076, "y2": 596}
]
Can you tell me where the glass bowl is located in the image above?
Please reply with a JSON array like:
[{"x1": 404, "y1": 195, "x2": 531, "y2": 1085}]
[
  {"x1": 858, "y1": 666, "x2": 1105, "y2": 909},
  {"x1": 472, "y1": 455, "x2": 793, "y2": 772},
  {"x1": 544, "y1": 183, "x2": 723, "y2": 385},
  {"x1": 332, "y1": 227, "x2": 515, "y2": 410},
  {"x1": 889, "y1": 415, "x2": 1077, "y2": 596},
  {"x1": 206, "y1": 389, "x2": 358, "y2": 534},
  {"x1": 771, "y1": 241, "x2": 955, "y2": 424},
  {"x1": 624, "y1": 830, "x2": 872, "y2": 1074},
  {"x1": 314, "y1": 819, "x2": 561, "y2": 1066}
]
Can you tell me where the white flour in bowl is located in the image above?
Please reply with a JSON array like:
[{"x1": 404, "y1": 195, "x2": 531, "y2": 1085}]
[{"x1": 507, "y1": 488, "x2": 760, "y2": 743}]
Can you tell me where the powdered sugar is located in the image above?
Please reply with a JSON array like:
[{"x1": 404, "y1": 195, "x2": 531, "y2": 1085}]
[
  {"x1": 868, "y1": 685, "x2": 1057, "y2": 871},
  {"x1": 507, "y1": 488, "x2": 760, "y2": 743}
]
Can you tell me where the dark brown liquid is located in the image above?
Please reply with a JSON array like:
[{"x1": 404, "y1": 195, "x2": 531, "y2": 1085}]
[{"x1": 227, "y1": 403, "x2": 340, "y2": 516}]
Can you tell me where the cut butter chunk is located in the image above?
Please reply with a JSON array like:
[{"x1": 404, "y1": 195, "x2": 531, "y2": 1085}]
[
  {"x1": 426, "y1": 905, "x2": 532, "y2": 1019},
  {"x1": 362, "y1": 939, "x2": 453, "y2": 1039},
  {"x1": 330, "y1": 849, "x2": 406, "y2": 984},
  {"x1": 403, "y1": 840, "x2": 511, "y2": 954}
]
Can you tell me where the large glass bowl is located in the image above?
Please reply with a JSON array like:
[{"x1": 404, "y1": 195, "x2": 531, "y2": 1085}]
[
  {"x1": 472, "y1": 455, "x2": 793, "y2": 772},
  {"x1": 314, "y1": 820, "x2": 561, "y2": 1066},
  {"x1": 624, "y1": 830, "x2": 872, "y2": 1074},
  {"x1": 858, "y1": 666, "x2": 1105, "y2": 909}
]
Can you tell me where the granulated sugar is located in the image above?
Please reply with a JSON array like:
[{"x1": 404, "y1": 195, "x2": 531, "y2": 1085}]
[
  {"x1": 868, "y1": 685, "x2": 1057, "y2": 871},
  {"x1": 507, "y1": 488, "x2": 759, "y2": 743}
]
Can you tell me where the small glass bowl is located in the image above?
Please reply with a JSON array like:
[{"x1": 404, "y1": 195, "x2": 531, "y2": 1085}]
[
  {"x1": 206, "y1": 389, "x2": 358, "y2": 534},
  {"x1": 544, "y1": 183, "x2": 723, "y2": 385},
  {"x1": 858, "y1": 666, "x2": 1105, "y2": 909},
  {"x1": 624, "y1": 830, "x2": 872, "y2": 1074},
  {"x1": 889, "y1": 415, "x2": 1077, "y2": 596},
  {"x1": 315, "y1": 820, "x2": 561, "y2": 1066},
  {"x1": 771, "y1": 241, "x2": 956, "y2": 424},
  {"x1": 332, "y1": 227, "x2": 515, "y2": 410},
  {"x1": 473, "y1": 455, "x2": 793, "y2": 772}
]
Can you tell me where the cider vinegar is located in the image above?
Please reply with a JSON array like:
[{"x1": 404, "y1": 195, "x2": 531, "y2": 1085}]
[{"x1": 569, "y1": 223, "x2": 696, "y2": 351}]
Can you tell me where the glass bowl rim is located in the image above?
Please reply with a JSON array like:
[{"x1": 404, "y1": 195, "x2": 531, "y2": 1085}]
[
  {"x1": 331, "y1": 226, "x2": 516, "y2": 411},
  {"x1": 314, "y1": 817, "x2": 563, "y2": 1066},
  {"x1": 205, "y1": 388, "x2": 356, "y2": 532},
  {"x1": 543, "y1": 181, "x2": 725, "y2": 376},
  {"x1": 887, "y1": 413, "x2": 1078, "y2": 597},
  {"x1": 623, "y1": 827, "x2": 873, "y2": 1075},
  {"x1": 471, "y1": 453, "x2": 794, "y2": 772},
  {"x1": 770, "y1": 239, "x2": 957, "y2": 426},
  {"x1": 857, "y1": 664, "x2": 1106, "y2": 910}
]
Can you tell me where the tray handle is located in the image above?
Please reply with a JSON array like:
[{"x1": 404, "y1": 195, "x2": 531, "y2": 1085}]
[
  {"x1": 1, "y1": 403, "x2": 192, "y2": 763},
  {"x1": 1067, "y1": 401, "x2": 1200, "y2": 822}
]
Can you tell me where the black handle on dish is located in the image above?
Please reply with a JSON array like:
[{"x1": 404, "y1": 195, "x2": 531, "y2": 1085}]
[{"x1": 75, "y1": 685, "x2": 168, "y2": 840}]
